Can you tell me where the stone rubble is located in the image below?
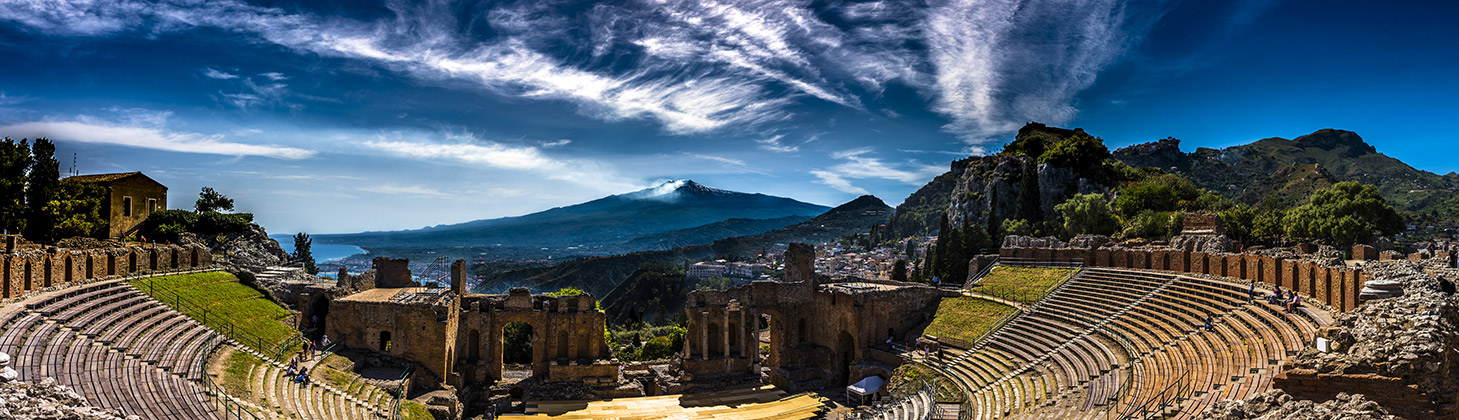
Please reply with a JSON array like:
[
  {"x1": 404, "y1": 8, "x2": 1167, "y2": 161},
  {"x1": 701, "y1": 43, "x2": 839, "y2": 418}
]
[
  {"x1": 1000, "y1": 235, "x2": 1066, "y2": 249},
  {"x1": 0, "y1": 377, "x2": 138, "y2": 420},
  {"x1": 1193, "y1": 390, "x2": 1396, "y2": 420},
  {"x1": 1168, "y1": 234, "x2": 1233, "y2": 253},
  {"x1": 1286, "y1": 260, "x2": 1458, "y2": 400}
]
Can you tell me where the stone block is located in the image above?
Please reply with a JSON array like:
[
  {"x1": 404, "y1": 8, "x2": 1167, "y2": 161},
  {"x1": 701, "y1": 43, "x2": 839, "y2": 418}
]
[
  {"x1": 1352, "y1": 245, "x2": 1377, "y2": 260},
  {"x1": 1149, "y1": 251, "x2": 1166, "y2": 271},
  {"x1": 999, "y1": 247, "x2": 1015, "y2": 259},
  {"x1": 46, "y1": 251, "x2": 66, "y2": 288},
  {"x1": 1131, "y1": 251, "x2": 1148, "y2": 269},
  {"x1": 1034, "y1": 248, "x2": 1053, "y2": 264},
  {"x1": 1244, "y1": 255, "x2": 1262, "y2": 283},
  {"x1": 1262, "y1": 257, "x2": 1281, "y2": 287},
  {"x1": 1112, "y1": 250, "x2": 1128, "y2": 268},
  {"x1": 1315, "y1": 268, "x2": 1331, "y2": 306},
  {"x1": 25, "y1": 257, "x2": 43, "y2": 292},
  {"x1": 1168, "y1": 250, "x2": 1189, "y2": 273},
  {"x1": 1094, "y1": 248, "x2": 1111, "y2": 267},
  {"x1": 194, "y1": 245, "x2": 213, "y2": 267},
  {"x1": 1297, "y1": 262, "x2": 1315, "y2": 297},
  {"x1": 1297, "y1": 243, "x2": 1318, "y2": 254},
  {"x1": 1227, "y1": 254, "x2": 1244, "y2": 279},
  {"x1": 66, "y1": 252, "x2": 85, "y2": 285},
  {"x1": 150, "y1": 246, "x2": 170, "y2": 270},
  {"x1": 1208, "y1": 254, "x2": 1225, "y2": 277},
  {"x1": 1281, "y1": 260, "x2": 1301, "y2": 291},
  {"x1": 1, "y1": 255, "x2": 12, "y2": 299},
  {"x1": 1190, "y1": 252, "x2": 1208, "y2": 275}
]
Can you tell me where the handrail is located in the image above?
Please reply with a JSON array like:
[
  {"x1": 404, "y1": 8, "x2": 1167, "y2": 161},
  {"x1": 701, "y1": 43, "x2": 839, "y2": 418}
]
[
  {"x1": 391, "y1": 366, "x2": 414, "y2": 419},
  {"x1": 198, "y1": 334, "x2": 266, "y2": 420},
  {"x1": 998, "y1": 257, "x2": 1085, "y2": 268},
  {"x1": 1119, "y1": 368, "x2": 1189, "y2": 419},
  {"x1": 960, "y1": 256, "x2": 1001, "y2": 291},
  {"x1": 135, "y1": 272, "x2": 304, "y2": 363},
  {"x1": 846, "y1": 377, "x2": 938, "y2": 420}
]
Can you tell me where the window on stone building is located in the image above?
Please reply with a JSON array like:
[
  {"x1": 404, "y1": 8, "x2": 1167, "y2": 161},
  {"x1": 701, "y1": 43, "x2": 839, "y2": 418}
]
[
  {"x1": 123, "y1": 196, "x2": 132, "y2": 217},
  {"x1": 379, "y1": 331, "x2": 392, "y2": 352},
  {"x1": 147, "y1": 198, "x2": 157, "y2": 213}
]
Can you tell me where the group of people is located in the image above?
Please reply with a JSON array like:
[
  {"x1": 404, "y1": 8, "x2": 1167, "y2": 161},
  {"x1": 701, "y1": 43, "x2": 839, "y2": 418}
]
[
  {"x1": 284, "y1": 356, "x2": 311, "y2": 386},
  {"x1": 301, "y1": 335, "x2": 332, "y2": 360},
  {"x1": 1249, "y1": 281, "x2": 1303, "y2": 313}
]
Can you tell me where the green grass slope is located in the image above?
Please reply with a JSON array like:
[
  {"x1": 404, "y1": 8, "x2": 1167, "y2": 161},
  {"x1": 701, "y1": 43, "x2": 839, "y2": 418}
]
[{"x1": 130, "y1": 271, "x2": 301, "y2": 357}]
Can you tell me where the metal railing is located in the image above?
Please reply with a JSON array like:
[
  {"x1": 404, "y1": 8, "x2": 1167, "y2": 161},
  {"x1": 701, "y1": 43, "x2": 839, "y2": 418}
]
[
  {"x1": 197, "y1": 334, "x2": 266, "y2": 420},
  {"x1": 960, "y1": 256, "x2": 1001, "y2": 292},
  {"x1": 1117, "y1": 368, "x2": 1189, "y2": 419},
  {"x1": 390, "y1": 366, "x2": 414, "y2": 419},
  {"x1": 998, "y1": 257, "x2": 1086, "y2": 268},
  {"x1": 845, "y1": 377, "x2": 939, "y2": 420},
  {"x1": 135, "y1": 272, "x2": 304, "y2": 362}
]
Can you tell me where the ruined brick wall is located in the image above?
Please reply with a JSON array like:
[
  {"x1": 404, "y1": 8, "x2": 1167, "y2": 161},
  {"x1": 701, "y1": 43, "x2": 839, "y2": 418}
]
[
  {"x1": 452, "y1": 289, "x2": 615, "y2": 385},
  {"x1": 1274, "y1": 369, "x2": 1447, "y2": 419},
  {"x1": 1002, "y1": 246, "x2": 1364, "y2": 313},
  {"x1": 372, "y1": 257, "x2": 416, "y2": 288},
  {"x1": 328, "y1": 293, "x2": 459, "y2": 385},
  {"x1": 1, "y1": 243, "x2": 213, "y2": 300}
]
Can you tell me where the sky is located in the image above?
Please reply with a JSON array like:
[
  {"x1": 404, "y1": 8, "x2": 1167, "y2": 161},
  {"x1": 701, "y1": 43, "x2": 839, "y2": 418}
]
[{"x1": 1, "y1": 0, "x2": 1456, "y2": 234}]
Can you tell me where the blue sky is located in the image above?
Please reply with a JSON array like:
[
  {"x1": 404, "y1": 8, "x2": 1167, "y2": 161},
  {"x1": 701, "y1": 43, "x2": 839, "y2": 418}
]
[{"x1": 1, "y1": 0, "x2": 1456, "y2": 234}]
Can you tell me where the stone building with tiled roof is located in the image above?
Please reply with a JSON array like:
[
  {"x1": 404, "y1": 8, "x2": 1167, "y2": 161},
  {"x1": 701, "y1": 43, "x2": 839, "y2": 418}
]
[{"x1": 62, "y1": 172, "x2": 166, "y2": 239}]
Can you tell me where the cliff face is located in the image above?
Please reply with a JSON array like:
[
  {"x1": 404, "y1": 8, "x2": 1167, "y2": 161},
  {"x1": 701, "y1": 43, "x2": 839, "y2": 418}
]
[{"x1": 946, "y1": 127, "x2": 1118, "y2": 232}]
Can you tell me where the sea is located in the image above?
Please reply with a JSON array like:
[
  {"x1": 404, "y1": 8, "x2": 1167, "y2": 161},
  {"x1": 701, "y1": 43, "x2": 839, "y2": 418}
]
[{"x1": 267, "y1": 234, "x2": 367, "y2": 263}]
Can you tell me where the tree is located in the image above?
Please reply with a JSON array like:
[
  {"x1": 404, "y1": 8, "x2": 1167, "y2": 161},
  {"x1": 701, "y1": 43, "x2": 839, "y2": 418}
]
[
  {"x1": 0, "y1": 138, "x2": 31, "y2": 234},
  {"x1": 1055, "y1": 193, "x2": 1118, "y2": 238},
  {"x1": 1114, "y1": 174, "x2": 1201, "y2": 216},
  {"x1": 890, "y1": 259, "x2": 908, "y2": 282},
  {"x1": 1281, "y1": 181, "x2": 1403, "y2": 246},
  {"x1": 1219, "y1": 205, "x2": 1257, "y2": 244},
  {"x1": 293, "y1": 232, "x2": 319, "y2": 275},
  {"x1": 24, "y1": 138, "x2": 59, "y2": 242},
  {"x1": 1002, "y1": 219, "x2": 1034, "y2": 237},
  {"x1": 195, "y1": 186, "x2": 234, "y2": 213},
  {"x1": 49, "y1": 181, "x2": 108, "y2": 239},
  {"x1": 1039, "y1": 132, "x2": 1110, "y2": 168},
  {"x1": 1252, "y1": 209, "x2": 1286, "y2": 241}
]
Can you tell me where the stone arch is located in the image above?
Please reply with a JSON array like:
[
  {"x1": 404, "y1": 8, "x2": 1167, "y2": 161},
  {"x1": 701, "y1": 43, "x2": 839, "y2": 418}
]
[
  {"x1": 63, "y1": 255, "x2": 73, "y2": 284},
  {"x1": 307, "y1": 295, "x2": 331, "y2": 341}
]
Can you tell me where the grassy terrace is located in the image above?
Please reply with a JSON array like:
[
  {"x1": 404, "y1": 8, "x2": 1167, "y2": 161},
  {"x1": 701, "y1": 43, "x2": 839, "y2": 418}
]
[
  {"x1": 128, "y1": 271, "x2": 301, "y2": 357},
  {"x1": 922, "y1": 297, "x2": 1018, "y2": 345},
  {"x1": 968, "y1": 266, "x2": 1076, "y2": 305}
]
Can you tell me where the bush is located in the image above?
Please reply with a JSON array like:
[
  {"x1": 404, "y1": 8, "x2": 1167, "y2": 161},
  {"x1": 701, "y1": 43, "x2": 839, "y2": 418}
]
[
  {"x1": 1039, "y1": 132, "x2": 1110, "y2": 168},
  {"x1": 1123, "y1": 210, "x2": 1182, "y2": 239},
  {"x1": 1281, "y1": 181, "x2": 1403, "y2": 246},
  {"x1": 195, "y1": 211, "x2": 253, "y2": 234},
  {"x1": 638, "y1": 336, "x2": 674, "y2": 360},
  {"x1": 1055, "y1": 193, "x2": 1117, "y2": 238},
  {"x1": 139, "y1": 210, "x2": 253, "y2": 241}
]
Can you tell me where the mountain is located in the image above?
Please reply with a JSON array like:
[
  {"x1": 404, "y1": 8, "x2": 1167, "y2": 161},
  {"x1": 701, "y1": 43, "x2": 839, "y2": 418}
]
[
  {"x1": 314, "y1": 180, "x2": 830, "y2": 250},
  {"x1": 619, "y1": 215, "x2": 813, "y2": 251},
  {"x1": 1112, "y1": 129, "x2": 1459, "y2": 218},
  {"x1": 472, "y1": 195, "x2": 893, "y2": 297}
]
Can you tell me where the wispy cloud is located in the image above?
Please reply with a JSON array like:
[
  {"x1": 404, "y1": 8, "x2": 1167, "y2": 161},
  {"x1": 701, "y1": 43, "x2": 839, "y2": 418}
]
[
  {"x1": 368, "y1": 184, "x2": 450, "y2": 197},
  {"x1": 201, "y1": 67, "x2": 238, "y2": 80},
  {"x1": 0, "y1": 117, "x2": 314, "y2": 159},
  {"x1": 540, "y1": 139, "x2": 572, "y2": 148},
  {"x1": 360, "y1": 135, "x2": 637, "y2": 193},
  {"x1": 756, "y1": 135, "x2": 798, "y2": 153},
  {"x1": 827, "y1": 148, "x2": 943, "y2": 184},
  {"x1": 811, "y1": 170, "x2": 868, "y2": 195},
  {"x1": 684, "y1": 153, "x2": 748, "y2": 167}
]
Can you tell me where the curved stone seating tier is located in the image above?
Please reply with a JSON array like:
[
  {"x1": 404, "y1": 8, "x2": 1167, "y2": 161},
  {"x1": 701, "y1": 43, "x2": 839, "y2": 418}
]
[
  {"x1": 926, "y1": 267, "x2": 1323, "y2": 420},
  {"x1": 241, "y1": 355, "x2": 395, "y2": 420},
  {"x1": 0, "y1": 280, "x2": 220, "y2": 419}
]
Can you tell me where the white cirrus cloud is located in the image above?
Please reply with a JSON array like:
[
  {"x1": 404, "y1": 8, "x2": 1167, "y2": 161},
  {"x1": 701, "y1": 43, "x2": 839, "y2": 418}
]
[
  {"x1": 755, "y1": 135, "x2": 798, "y2": 153},
  {"x1": 827, "y1": 148, "x2": 943, "y2": 185},
  {"x1": 0, "y1": 117, "x2": 314, "y2": 159},
  {"x1": 367, "y1": 184, "x2": 450, "y2": 197},
  {"x1": 360, "y1": 137, "x2": 638, "y2": 193},
  {"x1": 539, "y1": 139, "x2": 572, "y2": 148},
  {"x1": 201, "y1": 67, "x2": 239, "y2": 80},
  {"x1": 810, "y1": 170, "x2": 868, "y2": 195}
]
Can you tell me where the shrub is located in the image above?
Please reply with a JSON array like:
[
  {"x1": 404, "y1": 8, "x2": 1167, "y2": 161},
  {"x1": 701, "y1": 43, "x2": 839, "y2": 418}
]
[{"x1": 638, "y1": 336, "x2": 674, "y2": 360}]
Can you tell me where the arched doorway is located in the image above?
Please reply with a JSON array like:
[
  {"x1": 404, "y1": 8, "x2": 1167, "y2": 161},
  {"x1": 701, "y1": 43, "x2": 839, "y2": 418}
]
[
  {"x1": 502, "y1": 321, "x2": 534, "y2": 377},
  {"x1": 308, "y1": 296, "x2": 331, "y2": 341},
  {"x1": 379, "y1": 331, "x2": 392, "y2": 352},
  {"x1": 467, "y1": 329, "x2": 481, "y2": 362},
  {"x1": 836, "y1": 330, "x2": 854, "y2": 386}
]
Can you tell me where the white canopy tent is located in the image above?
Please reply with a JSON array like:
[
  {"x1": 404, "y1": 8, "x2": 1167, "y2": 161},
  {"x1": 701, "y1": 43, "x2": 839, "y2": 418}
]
[{"x1": 846, "y1": 375, "x2": 886, "y2": 405}]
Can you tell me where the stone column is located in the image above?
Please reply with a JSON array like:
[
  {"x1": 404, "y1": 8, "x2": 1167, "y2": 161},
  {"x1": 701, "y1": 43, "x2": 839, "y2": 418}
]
[
  {"x1": 740, "y1": 309, "x2": 749, "y2": 359},
  {"x1": 700, "y1": 311, "x2": 709, "y2": 360},
  {"x1": 683, "y1": 308, "x2": 692, "y2": 358},
  {"x1": 723, "y1": 309, "x2": 731, "y2": 358}
]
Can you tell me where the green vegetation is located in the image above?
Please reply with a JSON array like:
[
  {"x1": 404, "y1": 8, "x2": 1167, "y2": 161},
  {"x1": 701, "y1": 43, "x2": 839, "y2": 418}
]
[
  {"x1": 923, "y1": 297, "x2": 1017, "y2": 344},
  {"x1": 918, "y1": 214, "x2": 991, "y2": 284},
  {"x1": 138, "y1": 209, "x2": 255, "y2": 241},
  {"x1": 293, "y1": 232, "x2": 318, "y2": 275},
  {"x1": 0, "y1": 138, "x2": 32, "y2": 235},
  {"x1": 400, "y1": 400, "x2": 434, "y2": 420},
  {"x1": 890, "y1": 363, "x2": 964, "y2": 403},
  {"x1": 24, "y1": 138, "x2": 58, "y2": 242},
  {"x1": 195, "y1": 186, "x2": 235, "y2": 213},
  {"x1": 608, "y1": 324, "x2": 686, "y2": 361},
  {"x1": 1055, "y1": 193, "x2": 1118, "y2": 237},
  {"x1": 970, "y1": 266, "x2": 1074, "y2": 305},
  {"x1": 50, "y1": 180, "x2": 108, "y2": 238},
  {"x1": 1282, "y1": 181, "x2": 1403, "y2": 246},
  {"x1": 502, "y1": 321, "x2": 533, "y2": 364},
  {"x1": 129, "y1": 271, "x2": 300, "y2": 356},
  {"x1": 221, "y1": 350, "x2": 262, "y2": 401},
  {"x1": 599, "y1": 262, "x2": 688, "y2": 325}
]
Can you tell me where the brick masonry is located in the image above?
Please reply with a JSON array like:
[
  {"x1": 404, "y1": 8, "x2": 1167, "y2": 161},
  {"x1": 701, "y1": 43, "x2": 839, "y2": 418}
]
[
  {"x1": 1274, "y1": 368, "x2": 1447, "y2": 419},
  {"x1": 1003, "y1": 246, "x2": 1365, "y2": 314},
  {"x1": 1, "y1": 244, "x2": 211, "y2": 300}
]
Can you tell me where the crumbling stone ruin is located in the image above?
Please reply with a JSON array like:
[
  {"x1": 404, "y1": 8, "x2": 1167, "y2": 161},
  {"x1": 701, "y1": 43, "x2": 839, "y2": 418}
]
[
  {"x1": 2, "y1": 244, "x2": 212, "y2": 301},
  {"x1": 1274, "y1": 260, "x2": 1459, "y2": 419},
  {"x1": 0, "y1": 372, "x2": 137, "y2": 420},
  {"x1": 673, "y1": 244, "x2": 955, "y2": 393},
  {"x1": 1194, "y1": 390, "x2": 1396, "y2": 420}
]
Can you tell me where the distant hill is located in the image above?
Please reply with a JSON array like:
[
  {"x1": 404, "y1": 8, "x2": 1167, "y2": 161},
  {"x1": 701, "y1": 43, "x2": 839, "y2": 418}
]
[
  {"x1": 1112, "y1": 129, "x2": 1459, "y2": 219},
  {"x1": 314, "y1": 180, "x2": 830, "y2": 251},
  {"x1": 618, "y1": 215, "x2": 813, "y2": 251},
  {"x1": 598, "y1": 263, "x2": 690, "y2": 325},
  {"x1": 473, "y1": 195, "x2": 893, "y2": 296}
]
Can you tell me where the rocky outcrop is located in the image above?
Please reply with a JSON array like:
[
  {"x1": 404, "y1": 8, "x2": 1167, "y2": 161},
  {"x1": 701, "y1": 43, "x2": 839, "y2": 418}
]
[
  {"x1": 1001, "y1": 235, "x2": 1066, "y2": 249},
  {"x1": 1284, "y1": 260, "x2": 1458, "y2": 403},
  {"x1": 0, "y1": 377, "x2": 137, "y2": 420},
  {"x1": 179, "y1": 223, "x2": 288, "y2": 271},
  {"x1": 1193, "y1": 390, "x2": 1395, "y2": 420},
  {"x1": 946, "y1": 132, "x2": 1117, "y2": 234},
  {"x1": 1169, "y1": 234, "x2": 1233, "y2": 253}
]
